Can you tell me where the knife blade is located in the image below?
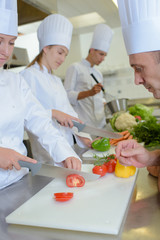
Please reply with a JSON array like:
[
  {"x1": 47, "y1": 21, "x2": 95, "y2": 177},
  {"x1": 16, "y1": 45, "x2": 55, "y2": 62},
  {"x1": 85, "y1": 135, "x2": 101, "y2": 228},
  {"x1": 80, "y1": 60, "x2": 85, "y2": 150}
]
[
  {"x1": 18, "y1": 161, "x2": 100, "y2": 181},
  {"x1": 72, "y1": 120, "x2": 121, "y2": 139}
]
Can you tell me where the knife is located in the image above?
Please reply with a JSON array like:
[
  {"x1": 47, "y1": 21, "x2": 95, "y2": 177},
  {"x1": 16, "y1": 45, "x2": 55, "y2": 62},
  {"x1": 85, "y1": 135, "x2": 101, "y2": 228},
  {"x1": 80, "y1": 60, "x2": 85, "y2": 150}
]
[
  {"x1": 72, "y1": 120, "x2": 121, "y2": 139},
  {"x1": 18, "y1": 161, "x2": 100, "y2": 181}
]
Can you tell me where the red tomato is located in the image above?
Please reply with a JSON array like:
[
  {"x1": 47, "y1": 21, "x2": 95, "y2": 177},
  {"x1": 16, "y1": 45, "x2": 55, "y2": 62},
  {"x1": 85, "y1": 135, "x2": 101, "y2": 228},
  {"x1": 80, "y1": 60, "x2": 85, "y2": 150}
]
[
  {"x1": 135, "y1": 115, "x2": 142, "y2": 121},
  {"x1": 92, "y1": 164, "x2": 108, "y2": 176},
  {"x1": 66, "y1": 174, "x2": 85, "y2": 187},
  {"x1": 104, "y1": 154, "x2": 117, "y2": 173},
  {"x1": 54, "y1": 192, "x2": 73, "y2": 202},
  {"x1": 104, "y1": 159, "x2": 117, "y2": 173}
]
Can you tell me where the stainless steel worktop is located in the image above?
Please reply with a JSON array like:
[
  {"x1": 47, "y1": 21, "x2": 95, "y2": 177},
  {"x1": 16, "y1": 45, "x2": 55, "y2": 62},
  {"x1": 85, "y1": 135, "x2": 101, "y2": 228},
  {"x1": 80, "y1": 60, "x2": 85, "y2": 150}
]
[{"x1": 0, "y1": 165, "x2": 160, "y2": 240}]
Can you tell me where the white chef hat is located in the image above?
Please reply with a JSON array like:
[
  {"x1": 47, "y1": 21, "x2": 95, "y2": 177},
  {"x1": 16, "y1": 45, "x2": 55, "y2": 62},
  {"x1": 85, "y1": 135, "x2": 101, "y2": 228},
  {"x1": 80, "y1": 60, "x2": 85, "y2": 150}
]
[
  {"x1": 0, "y1": 0, "x2": 18, "y2": 36},
  {"x1": 118, "y1": 0, "x2": 160, "y2": 55},
  {"x1": 90, "y1": 24, "x2": 113, "y2": 53},
  {"x1": 37, "y1": 14, "x2": 73, "y2": 52}
]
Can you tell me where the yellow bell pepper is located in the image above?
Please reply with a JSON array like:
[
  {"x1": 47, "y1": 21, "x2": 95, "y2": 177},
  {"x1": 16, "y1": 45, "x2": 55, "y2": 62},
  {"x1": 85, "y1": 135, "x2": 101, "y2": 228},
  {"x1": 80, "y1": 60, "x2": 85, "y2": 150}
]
[{"x1": 115, "y1": 160, "x2": 136, "y2": 178}]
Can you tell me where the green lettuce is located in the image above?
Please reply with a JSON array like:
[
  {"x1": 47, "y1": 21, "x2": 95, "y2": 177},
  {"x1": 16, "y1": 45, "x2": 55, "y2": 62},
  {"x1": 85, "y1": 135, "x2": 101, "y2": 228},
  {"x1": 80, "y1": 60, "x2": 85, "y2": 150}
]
[{"x1": 129, "y1": 103, "x2": 156, "y2": 121}]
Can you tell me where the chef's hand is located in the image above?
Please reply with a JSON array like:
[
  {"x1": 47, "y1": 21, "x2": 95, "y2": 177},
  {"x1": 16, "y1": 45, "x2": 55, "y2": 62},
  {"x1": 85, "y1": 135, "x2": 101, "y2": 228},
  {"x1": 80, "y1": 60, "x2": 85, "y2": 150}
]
[
  {"x1": 0, "y1": 147, "x2": 37, "y2": 170},
  {"x1": 78, "y1": 136, "x2": 92, "y2": 148},
  {"x1": 52, "y1": 109, "x2": 82, "y2": 127},
  {"x1": 115, "y1": 139, "x2": 154, "y2": 168},
  {"x1": 90, "y1": 83, "x2": 104, "y2": 96},
  {"x1": 63, "y1": 157, "x2": 81, "y2": 171}
]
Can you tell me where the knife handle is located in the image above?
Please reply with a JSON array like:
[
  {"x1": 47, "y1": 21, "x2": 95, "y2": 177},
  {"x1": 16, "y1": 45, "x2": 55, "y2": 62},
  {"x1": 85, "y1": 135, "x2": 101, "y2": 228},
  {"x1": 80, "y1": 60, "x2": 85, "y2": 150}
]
[
  {"x1": 18, "y1": 161, "x2": 42, "y2": 176},
  {"x1": 72, "y1": 120, "x2": 85, "y2": 132},
  {"x1": 90, "y1": 73, "x2": 105, "y2": 92}
]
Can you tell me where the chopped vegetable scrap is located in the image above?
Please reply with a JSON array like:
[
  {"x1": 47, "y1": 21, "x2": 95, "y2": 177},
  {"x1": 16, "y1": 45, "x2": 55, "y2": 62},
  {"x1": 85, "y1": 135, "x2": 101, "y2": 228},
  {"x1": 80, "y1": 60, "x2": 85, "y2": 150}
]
[
  {"x1": 109, "y1": 130, "x2": 133, "y2": 146},
  {"x1": 66, "y1": 174, "x2": 85, "y2": 187},
  {"x1": 54, "y1": 192, "x2": 73, "y2": 202}
]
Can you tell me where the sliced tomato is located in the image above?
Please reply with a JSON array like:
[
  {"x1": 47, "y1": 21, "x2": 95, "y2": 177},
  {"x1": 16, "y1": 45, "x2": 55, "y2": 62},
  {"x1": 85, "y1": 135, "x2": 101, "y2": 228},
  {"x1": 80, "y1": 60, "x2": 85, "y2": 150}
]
[
  {"x1": 54, "y1": 192, "x2": 73, "y2": 202},
  {"x1": 66, "y1": 174, "x2": 85, "y2": 187},
  {"x1": 92, "y1": 164, "x2": 108, "y2": 176}
]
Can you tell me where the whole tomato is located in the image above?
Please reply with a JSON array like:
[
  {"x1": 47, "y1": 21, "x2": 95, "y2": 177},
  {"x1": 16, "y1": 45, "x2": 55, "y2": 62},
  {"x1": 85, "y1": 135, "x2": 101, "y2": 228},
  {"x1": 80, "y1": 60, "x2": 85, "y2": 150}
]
[
  {"x1": 92, "y1": 164, "x2": 108, "y2": 176},
  {"x1": 104, "y1": 154, "x2": 117, "y2": 173}
]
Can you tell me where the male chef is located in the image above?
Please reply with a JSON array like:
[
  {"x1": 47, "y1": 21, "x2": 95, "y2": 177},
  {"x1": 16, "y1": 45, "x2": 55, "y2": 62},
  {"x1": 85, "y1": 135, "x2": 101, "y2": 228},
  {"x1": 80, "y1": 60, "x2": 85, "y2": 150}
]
[
  {"x1": 64, "y1": 24, "x2": 114, "y2": 129},
  {"x1": 115, "y1": 0, "x2": 160, "y2": 190}
]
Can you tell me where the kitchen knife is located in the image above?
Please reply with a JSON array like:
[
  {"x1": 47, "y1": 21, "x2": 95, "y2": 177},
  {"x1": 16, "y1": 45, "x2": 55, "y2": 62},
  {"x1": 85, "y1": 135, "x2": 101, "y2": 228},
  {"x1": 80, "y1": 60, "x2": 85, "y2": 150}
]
[
  {"x1": 90, "y1": 73, "x2": 105, "y2": 92},
  {"x1": 72, "y1": 120, "x2": 121, "y2": 139},
  {"x1": 18, "y1": 161, "x2": 100, "y2": 181}
]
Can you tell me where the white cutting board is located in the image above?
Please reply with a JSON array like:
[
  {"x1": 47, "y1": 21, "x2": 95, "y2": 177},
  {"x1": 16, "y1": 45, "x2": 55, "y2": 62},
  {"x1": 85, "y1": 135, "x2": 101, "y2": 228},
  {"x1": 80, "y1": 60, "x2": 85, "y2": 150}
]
[
  {"x1": 6, "y1": 164, "x2": 138, "y2": 235},
  {"x1": 82, "y1": 145, "x2": 116, "y2": 159}
]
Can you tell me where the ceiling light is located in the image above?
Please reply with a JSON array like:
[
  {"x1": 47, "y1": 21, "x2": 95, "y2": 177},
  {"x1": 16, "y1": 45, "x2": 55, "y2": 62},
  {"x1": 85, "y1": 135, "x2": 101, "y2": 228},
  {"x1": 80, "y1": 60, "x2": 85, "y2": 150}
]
[{"x1": 69, "y1": 12, "x2": 105, "y2": 29}]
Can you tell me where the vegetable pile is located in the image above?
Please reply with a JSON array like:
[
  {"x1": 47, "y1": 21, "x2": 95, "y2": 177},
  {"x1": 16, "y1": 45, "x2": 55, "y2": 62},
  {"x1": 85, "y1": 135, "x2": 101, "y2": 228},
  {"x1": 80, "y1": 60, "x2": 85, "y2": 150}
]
[
  {"x1": 131, "y1": 119, "x2": 160, "y2": 147},
  {"x1": 110, "y1": 112, "x2": 137, "y2": 132},
  {"x1": 128, "y1": 104, "x2": 160, "y2": 147},
  {"x1": 110, "y1": 130, "x2": 133, "y2": 146},
  {"x1": 92, "y1": 154, "x2": 136, "y2": 178},
  {"x1": 129, "y1": 103, "x2": 156, "y2": 121}
]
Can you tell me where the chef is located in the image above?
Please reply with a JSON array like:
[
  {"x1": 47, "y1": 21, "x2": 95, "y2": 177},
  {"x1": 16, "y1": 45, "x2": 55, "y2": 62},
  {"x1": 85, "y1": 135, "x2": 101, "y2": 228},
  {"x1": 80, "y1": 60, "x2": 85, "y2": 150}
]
[
  {"x1": 0, "y1": 0, "x2": 81, "y2": 190},
  {"x1": 115, "y1": 0, "x2": 160, "y2": 191},
  {"x1": 21, "y1": 14, "x2": 92, "y2": 163},
  {"x1": 64, "y1": 24, "x2": 114, "y2": 129}
]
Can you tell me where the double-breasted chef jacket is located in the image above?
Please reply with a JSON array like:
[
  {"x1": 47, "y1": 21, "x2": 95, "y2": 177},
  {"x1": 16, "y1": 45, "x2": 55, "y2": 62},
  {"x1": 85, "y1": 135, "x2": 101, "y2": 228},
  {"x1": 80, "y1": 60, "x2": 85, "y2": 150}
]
[
  {"x1": 21, "y1": 63, "x2": 90, "y2": 163},
  {"x1": 0, "y1": 69, "x2": 80, "y2": 189},
  {"x1": 64, "y1": 59, "x2": 109, "y2": 129}
]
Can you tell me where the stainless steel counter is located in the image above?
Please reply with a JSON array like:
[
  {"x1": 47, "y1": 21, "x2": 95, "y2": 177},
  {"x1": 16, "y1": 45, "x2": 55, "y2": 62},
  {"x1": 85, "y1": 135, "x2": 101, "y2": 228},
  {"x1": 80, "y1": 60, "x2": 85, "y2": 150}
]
[{"x1": 0, "y1": 165, "x2": 160, "y2": 240}]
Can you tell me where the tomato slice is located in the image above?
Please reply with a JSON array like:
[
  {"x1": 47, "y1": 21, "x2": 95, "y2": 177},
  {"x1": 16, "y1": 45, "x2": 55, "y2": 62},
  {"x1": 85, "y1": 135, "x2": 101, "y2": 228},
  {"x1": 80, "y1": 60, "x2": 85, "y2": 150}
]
[
  {"x1": 54, "y1": 192, "x2": 73, "y2": 202},
  {"x1": 66, "y1": 174, "x2": 85, "y2": 187},
  {"x1": 92, "y1": 164, "x2": 108, "y2": 176}
]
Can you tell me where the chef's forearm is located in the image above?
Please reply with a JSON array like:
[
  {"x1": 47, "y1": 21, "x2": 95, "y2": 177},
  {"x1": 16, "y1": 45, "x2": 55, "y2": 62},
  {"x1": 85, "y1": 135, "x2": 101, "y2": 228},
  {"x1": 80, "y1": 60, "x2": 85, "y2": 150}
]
[
  {"x1": 77, "y1": 90, "x2": 92, "y2": 100},
  {"x1": 149, "y1": 150, "x2": 160, "y2": 166}
]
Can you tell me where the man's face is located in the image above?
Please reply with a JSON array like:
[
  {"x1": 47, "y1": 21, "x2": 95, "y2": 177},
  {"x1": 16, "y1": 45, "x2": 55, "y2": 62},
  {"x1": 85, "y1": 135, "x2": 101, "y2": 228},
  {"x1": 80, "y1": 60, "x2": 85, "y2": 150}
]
[
  {"x1": 91, "y1": 49, "x2": 107, "y2": 66},
  {"x1": 129, "y1": 52, "x2": 160, "y2": 99}
]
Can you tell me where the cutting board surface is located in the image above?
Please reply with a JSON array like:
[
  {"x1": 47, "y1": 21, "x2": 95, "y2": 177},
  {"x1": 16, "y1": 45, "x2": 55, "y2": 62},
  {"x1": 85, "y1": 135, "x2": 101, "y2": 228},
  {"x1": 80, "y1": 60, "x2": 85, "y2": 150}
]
[{"x1": 6, "y1": 164, "x2": 138, "y2": 235}]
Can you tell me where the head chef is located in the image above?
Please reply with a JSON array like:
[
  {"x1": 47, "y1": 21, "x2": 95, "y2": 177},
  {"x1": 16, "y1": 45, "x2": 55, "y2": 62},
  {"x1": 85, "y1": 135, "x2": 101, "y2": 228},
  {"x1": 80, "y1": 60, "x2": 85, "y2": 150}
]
[{"x1": 118, "y1": 0, "x2": 160, "y2": 99}]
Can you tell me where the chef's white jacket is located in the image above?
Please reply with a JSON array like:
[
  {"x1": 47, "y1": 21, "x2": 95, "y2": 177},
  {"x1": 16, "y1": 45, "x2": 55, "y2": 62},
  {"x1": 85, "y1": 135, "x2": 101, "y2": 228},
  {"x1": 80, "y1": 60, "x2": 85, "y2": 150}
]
[
  {"x1": 21, "y1": 63, "x2": 91, "y2": 163},
  {"x1": 64, "y1": 59, "x2": 112, "y2": 128},
  {"x1": 0, "y1": 69, "x2": 80, "y2": 189}
]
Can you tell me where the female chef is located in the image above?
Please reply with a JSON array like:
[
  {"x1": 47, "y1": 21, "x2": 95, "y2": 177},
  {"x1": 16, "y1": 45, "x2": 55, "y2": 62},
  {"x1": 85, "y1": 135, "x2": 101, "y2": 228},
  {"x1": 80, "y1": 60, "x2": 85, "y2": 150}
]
[
  {"x1": 21, "y1": 14, "x2": 92, "y2": 163},
  {"x1": 0, "y1": 0, "x2": 81, "y2": 190}
]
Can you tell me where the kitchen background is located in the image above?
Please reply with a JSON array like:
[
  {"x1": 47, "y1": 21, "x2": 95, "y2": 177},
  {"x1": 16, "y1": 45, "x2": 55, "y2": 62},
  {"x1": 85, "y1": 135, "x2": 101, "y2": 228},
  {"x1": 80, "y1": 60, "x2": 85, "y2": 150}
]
[{"x1": 9, "y1": 0, "x2": 154, "y2": 101}]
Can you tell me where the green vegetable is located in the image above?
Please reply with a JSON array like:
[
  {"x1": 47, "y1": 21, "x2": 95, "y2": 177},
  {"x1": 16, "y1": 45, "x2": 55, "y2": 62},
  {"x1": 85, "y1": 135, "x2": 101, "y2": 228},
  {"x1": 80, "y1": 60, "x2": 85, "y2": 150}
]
[
  {"x1": 93, "y1": 154, "x2": 116, "y2": 165},
  {"x1": 129, "y1": 104, "x2": 156, "y2": 121},
  {"x1": 131, "y1": 119, "x2": 160, "y2": 147},
  {"x1": 92, "y1": 138, "x2": 110, "y2": 152}
]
